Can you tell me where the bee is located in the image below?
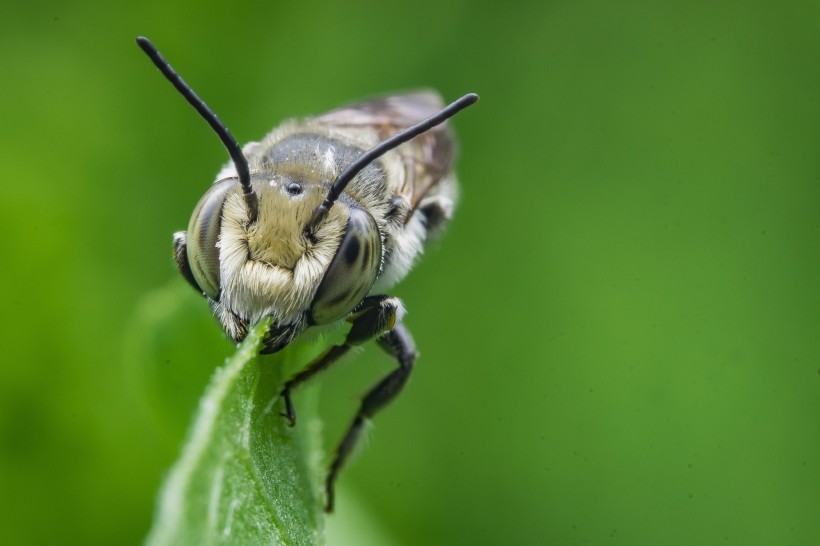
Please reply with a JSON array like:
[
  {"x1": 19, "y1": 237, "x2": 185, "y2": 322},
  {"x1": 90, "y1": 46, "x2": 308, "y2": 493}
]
[{"x1": 137, "y1": 37, "x2": 477, "y2": 512}]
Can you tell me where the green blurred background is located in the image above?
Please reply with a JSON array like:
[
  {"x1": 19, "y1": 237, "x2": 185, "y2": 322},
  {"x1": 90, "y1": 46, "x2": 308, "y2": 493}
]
[{"x1": 1, "y1": 0, "x2": 818, "y2": 544}]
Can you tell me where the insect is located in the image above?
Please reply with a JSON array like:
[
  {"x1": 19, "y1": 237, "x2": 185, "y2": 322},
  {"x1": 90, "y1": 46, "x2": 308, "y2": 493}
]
[{"x1": 137, "y1": 36, "x2": 477, "y2": 512}]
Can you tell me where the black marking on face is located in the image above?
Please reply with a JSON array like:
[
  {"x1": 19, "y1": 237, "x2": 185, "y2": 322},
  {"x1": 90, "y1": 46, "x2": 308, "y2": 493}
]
[
  {"x1": 345, "y1": 237, "x2": 361, "y2": 265},
  {"x1": 261, "y1": 320, "x2": 299, "y2": 354}
]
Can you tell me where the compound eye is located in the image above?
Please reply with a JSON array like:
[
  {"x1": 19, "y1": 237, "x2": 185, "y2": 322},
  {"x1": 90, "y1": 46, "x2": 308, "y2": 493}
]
[
  {"x1": 309, "y1": 207, "x2": 382, "y2": 325},
  {"x1": 186, "y1": 178, "x2": 239, "y2": 299}
]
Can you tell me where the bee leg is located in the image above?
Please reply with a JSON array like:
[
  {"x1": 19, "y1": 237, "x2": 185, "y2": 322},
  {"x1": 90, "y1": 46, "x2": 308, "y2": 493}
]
[
  {"x1": 325, "y1": 321, "x2": 415, "y2": 513},
  {"x1": 172, "y1": 231, "x2": 201, "y2": 292},
  {"x1": 278, "y1": 296, "x2": 401, "y2": 426},
  {"x1": 279, "y1": 344, "x2": 352, "y2": 426}
]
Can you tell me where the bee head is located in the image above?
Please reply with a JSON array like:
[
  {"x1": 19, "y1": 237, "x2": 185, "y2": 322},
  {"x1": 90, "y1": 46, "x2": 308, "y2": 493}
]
[
  {"x1": 181, "y1": 170, "x2": 379, "y2": 328},
  {"x1": 221, "y1": 174, "x2": 383, "y2": 326},
  {"x1": 137, "y1": 36, "x2": 477, "y2": 332}
]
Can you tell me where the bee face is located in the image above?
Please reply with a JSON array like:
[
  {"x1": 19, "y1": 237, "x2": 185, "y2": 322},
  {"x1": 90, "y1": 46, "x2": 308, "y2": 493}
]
[{"x1": 209, "y1": 175, "x2": 383, "y2": 330}]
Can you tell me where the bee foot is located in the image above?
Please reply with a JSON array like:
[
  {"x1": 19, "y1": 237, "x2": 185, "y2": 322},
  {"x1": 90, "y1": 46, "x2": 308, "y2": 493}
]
[
  {"x1": 279, "y1": 411, "x2": 297, "y2": 427},
  {"x1": 280, "y1": 388, "x2": 297, "y2": 426}
]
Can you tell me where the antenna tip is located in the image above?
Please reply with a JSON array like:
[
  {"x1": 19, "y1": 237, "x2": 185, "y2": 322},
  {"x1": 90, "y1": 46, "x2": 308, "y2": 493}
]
[
  {"x1": 136, "y1": 36, "x2": 154, "y2": 53},
  {"x1": 464, "y1": 92, "x2": 480, "y2": 104}
]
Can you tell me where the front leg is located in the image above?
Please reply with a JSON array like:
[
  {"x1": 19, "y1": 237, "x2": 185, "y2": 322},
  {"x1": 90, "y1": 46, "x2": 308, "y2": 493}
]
[
  {"x1": 172, "y1": 231, "x2": 201, "y2": 292},
  {"x1": 279, "y1": 295, "x2": 414, "y2": 512},
  {"x1": 279, "y1": 295, "x2": 404, "y2": 425},
  {"x1": 324, "y1": 321, "x2": 415, "y2": 513}
]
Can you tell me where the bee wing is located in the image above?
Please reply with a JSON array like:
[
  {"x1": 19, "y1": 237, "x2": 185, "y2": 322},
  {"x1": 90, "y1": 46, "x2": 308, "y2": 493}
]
[{"x1": 314, "y1": 92, "x2": 456, "y2": 212}]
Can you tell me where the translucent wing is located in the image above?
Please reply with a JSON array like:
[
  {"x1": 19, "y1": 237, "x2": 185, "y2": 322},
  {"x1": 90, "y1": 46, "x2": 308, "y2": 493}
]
[{"x1": 313, "y1": 92, "x2": 457, "y2": 213}]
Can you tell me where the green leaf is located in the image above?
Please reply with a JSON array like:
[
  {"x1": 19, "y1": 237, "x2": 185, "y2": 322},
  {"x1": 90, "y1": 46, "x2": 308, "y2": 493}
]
[{"x1": 145, "y1": 317, "x2": 325, "y2": 546}]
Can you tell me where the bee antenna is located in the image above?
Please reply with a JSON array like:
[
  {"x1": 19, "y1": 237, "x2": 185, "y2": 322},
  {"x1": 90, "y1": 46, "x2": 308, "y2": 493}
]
[
  {"x1": 136, "y1": 36, "x2": 259, "y2": 222},
  {"x1": 307, "y1": 92, "x2": 479, "y2": 231}
]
